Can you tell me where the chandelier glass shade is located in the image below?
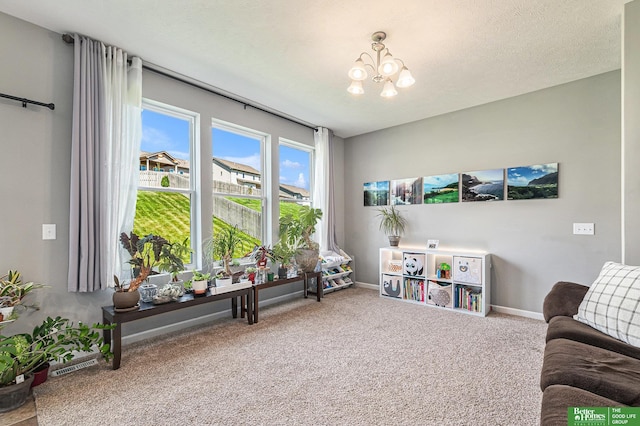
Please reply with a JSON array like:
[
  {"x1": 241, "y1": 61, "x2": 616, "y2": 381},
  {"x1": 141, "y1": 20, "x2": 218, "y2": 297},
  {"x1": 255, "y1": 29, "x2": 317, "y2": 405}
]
[{"x1": 347, "y1": 31, "x2": 415, "y2": 97}]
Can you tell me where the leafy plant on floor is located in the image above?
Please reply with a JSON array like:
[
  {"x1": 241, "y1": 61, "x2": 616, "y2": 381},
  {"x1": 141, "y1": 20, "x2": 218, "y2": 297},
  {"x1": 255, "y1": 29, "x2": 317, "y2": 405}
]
[{"x1": 0, "y1": 316, "x2": 114, "y2": 386}]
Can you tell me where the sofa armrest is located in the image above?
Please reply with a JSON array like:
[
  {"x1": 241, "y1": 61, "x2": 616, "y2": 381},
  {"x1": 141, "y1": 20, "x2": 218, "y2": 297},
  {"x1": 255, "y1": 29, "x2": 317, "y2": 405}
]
[{"x1": 543, "y1": 281, "x2": 589, "y2": 323}]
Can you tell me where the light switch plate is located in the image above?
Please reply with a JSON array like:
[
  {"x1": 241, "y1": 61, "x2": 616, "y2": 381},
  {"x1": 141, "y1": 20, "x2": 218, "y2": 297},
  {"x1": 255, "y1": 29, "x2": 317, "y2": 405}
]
[{"x1": 42, "y1": 224, "x2": 56, "y2": 240}]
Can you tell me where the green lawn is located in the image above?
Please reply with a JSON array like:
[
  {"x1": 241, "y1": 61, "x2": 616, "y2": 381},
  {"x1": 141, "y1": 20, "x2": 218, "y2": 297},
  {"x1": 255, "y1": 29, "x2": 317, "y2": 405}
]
[{"x1": 134, "y1": 192, "x2": 302, "y2": 260}]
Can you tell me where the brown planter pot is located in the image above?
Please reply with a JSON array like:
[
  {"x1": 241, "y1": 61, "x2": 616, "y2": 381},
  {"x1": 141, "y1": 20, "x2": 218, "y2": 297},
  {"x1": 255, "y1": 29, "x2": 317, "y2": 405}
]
[
  {"x1": 113, "y1": 289, "x2": 140, "y2": 310},
  {"x1": 0, "y1": 374, "x2": 34, "y2": 413}
]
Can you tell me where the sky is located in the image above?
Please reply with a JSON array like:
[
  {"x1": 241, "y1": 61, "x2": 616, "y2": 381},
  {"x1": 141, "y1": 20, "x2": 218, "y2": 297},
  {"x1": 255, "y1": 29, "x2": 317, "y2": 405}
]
[
  {"x1": 507, "y1": 163, "x2": 558, "y2": 187},
  {"x1": 423, "y1": 173, "x2": 458, "y2": 192},
  {"x1": 141, "y1": 109, "x2": 311, "y2": 190}
]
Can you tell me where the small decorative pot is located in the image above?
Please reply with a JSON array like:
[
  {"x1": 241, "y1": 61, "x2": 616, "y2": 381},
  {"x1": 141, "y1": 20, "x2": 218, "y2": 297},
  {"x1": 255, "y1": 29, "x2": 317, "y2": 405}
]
[
  {"x1": 216, "y1": 277, "x2": 232, "y2": 287},
  {"x1": 278, "y1": 267, "x2": 287, "y2": 280},
  {"x1": 31, "y1": 362, "x2": 50, "y2": 388},
  {"x1": 113, "y1": 289, "x2": 140, "y2": 310},
  {"x1": 0, "y1": 306, "x2": 15, "y2": 322},
  {"x1": 192, "y1": 280, "x2": 208, "y2": 294},
  {"x1": 139, "y1": 283, "x2": 158, "y2": 303}
]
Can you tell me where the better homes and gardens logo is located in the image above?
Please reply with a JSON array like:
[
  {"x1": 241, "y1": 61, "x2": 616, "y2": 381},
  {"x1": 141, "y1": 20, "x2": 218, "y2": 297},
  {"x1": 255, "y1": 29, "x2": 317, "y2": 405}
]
[{"x1": 569, "y1": 407, "x2": 640, "y2": 426}]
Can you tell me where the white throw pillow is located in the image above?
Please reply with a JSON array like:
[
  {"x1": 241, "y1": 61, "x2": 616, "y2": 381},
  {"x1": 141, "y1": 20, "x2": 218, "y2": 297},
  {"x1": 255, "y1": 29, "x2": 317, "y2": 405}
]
[{"x1": 575, "y1": 261, "x2": 640, "y2": 347}]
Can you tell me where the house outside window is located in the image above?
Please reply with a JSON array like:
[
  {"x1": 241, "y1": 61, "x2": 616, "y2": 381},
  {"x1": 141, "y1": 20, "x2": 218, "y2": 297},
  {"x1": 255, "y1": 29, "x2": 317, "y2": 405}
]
[
  {"x1": 278, "y1": 139, "x2": 313, "y2": 231},
  {"x1": 212, "y1": 121, "x2": 266, "y2": 260},
  {"x1": 135, "y1": 99, "x2": 200, "y2": 268}
]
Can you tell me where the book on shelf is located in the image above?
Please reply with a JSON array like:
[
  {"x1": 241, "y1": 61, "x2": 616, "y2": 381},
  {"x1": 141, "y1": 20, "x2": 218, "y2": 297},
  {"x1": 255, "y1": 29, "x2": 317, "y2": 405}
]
[{"x1": 403, "y1": 278, "x2": 424, "y2": 302}]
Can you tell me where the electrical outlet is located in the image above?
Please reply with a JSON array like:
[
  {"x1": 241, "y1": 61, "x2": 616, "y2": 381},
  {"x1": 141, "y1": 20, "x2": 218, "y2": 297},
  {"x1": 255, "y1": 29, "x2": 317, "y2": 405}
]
[
  {"x1": 573, "y1": 223, "x2": 594, "y2": 235},
  {"x1": 42, "y1": 224, "x2": 56, "y2": 240}
]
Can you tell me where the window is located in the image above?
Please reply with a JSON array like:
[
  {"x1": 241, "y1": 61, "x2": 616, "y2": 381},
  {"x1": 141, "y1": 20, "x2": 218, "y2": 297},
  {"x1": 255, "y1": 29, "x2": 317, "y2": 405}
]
[
  {"x1": 212, "y1": 121, "x2": 266, "y2": 260},
  {"x1": 135, "y1": 99, "x2": 200, "y2": 267},
  {"x1": 278, "y1": 139, "x2": 313, "y2": 226}
]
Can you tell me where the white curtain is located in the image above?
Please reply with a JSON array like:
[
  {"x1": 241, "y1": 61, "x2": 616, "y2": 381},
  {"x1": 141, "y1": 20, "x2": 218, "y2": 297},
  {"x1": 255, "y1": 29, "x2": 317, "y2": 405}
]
[
  {"x1": 313, "y1": 127, "x2": 340, "y2": 253},
  {"x1": 68, "y1": 35, "x2": 142, "y2": 292}
]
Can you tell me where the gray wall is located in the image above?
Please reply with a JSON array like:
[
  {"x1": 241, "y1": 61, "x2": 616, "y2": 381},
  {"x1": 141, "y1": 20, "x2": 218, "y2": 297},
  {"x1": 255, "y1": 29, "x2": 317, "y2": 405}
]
[
  {"x1": 0, "y1": 12, "x2": 345, "y2": 339},
  {"x1": 624, "y1": 1, "x2": 640, "y2": 264},
  {"x1": 344, "y1": 71, "x2": 622, "y2": 314}
]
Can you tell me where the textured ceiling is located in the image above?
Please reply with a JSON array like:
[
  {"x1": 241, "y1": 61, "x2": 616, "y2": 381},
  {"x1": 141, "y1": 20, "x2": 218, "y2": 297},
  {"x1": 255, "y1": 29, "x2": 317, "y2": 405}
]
[{"x1": 0, "y1": 0, "x2": 626, "y2": 138}]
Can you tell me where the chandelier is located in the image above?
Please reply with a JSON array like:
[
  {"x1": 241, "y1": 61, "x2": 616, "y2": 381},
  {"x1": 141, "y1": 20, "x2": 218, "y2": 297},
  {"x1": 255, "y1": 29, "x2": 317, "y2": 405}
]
[{"x1": 347, "y1": 31, "x2": 415, "y2": 98}]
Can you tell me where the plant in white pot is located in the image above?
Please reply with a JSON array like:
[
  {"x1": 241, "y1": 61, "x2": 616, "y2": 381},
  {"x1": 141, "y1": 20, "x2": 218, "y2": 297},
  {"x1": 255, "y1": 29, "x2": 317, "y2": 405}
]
[
  {"x1": 190, "y1": 270, "x2": 210, "y2": 295},
  {"x1": 376, "y1": 205, "x2": 407, "y2": 247},
  {"x1": 0, "y1": 271, "x2": 45, "y2": 322},
  {"x1": 206, "y1": 225, "x2": 247, "y2": 282},
  {"x1": 279, "y1": 206, "x2": 323, "y2": 273}
]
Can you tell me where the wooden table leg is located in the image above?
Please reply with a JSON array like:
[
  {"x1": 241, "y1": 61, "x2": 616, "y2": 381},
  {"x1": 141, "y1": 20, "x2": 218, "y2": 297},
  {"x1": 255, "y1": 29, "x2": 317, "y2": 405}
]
[
  {"x1": 232, "y1": 297, "x2": 238, "y2": 318},
  {"x1": 253, "y1": 286, "x2": 259, "y2": 323},
  {"x1": 246, "y1": 288, "x2": 253, "y2": 325},
  {"x1": 112, "y1": 322, "x2": 122, "y2": 370},
  {"x1": 240, "y1": 294, "x2": 246, "y2": 318},
  {"x1": 316, "y1": 273, "x2": 322, "y2": 302}
]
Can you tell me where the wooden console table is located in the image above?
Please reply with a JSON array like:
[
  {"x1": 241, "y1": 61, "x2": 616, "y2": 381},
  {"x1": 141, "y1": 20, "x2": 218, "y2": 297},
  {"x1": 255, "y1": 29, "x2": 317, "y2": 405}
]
[
  {"x1": 102, "y1": 285, "x2": 252, "y2": 370},
  {"x1": 252, "y1": 271, "x2": 322, "y2": 323}
]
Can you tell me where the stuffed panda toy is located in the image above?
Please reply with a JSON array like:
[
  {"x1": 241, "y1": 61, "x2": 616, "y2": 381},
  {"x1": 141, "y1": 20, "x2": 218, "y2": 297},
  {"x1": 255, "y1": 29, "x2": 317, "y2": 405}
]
[{"x1": 404, "y1": 256, "x2": 424, "y2": 276}]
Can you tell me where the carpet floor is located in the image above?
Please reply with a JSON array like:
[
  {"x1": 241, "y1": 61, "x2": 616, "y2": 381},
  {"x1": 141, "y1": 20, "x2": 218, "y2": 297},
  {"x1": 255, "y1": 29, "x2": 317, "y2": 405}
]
[{"x1": 33, "y1": 287, "x2": 546, "y2": 425}]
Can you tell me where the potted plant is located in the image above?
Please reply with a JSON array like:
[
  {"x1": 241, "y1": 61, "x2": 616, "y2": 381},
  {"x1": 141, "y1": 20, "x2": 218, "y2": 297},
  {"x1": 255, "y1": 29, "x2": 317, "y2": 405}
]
[
  {"x1": 190, "y1": 270, "x2": 210, "y2": 295},
  {"x1": 214, "y1": 271, "x2": 232, "y2": 288},
  {"x1": 207, "y1": 225, "x2": 246, "y2": 280},
  {"x1": 0, "y1": 271, "x2": 45, "y2": 322},
  {"x1": 269, "y1": 240, "x2": 296, "y2": 279},
  {"x1": 279, "y1": 206, "x2": 323, "y2": 272},
  {"x1": 157, "y1": 238, "x2": 191, "y2": 296},
  {"x1": 0, "y1": 316, "x2": 114, "y2": 412},
  {"x1": 117, "y1": 232, "x2": 170, "y2": 309},
  {"x1": 376, "y1": 205, "x2": 407, "y2": 247},
  {"x1": 245, "y1": 266, "x2": 257, "y2": 283}
]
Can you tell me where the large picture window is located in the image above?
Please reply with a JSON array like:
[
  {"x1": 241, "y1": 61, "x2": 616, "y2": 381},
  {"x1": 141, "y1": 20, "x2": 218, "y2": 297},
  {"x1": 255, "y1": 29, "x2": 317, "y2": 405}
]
[
  {"x1": 135, "y1": 100, "x2": 199, "y2": 267},
  {"x1": 278, "y1": 139, "x2": 313, "y2": 226},
  {"x1": 211, "y1": 121, "x2": 265, "y2": 261}
]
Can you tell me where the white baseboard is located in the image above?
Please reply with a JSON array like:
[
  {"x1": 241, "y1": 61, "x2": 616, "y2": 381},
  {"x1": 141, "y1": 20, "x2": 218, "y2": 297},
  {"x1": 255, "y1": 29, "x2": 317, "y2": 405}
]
[
  {"x1": 491, "y1": 304, "x2": 544, "y2": 321},
  {"x1": 355, "y1": 281, "x2": 378, "y2": 291},
  {"x1": 121, "y1": 290, "x2": 305, "y2": 345}
]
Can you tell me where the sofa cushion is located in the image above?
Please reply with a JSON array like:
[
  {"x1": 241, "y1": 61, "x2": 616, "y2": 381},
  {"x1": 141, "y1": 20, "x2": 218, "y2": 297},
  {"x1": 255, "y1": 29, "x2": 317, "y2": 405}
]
[
  {"x1": 575, "y1": 261, "x2": 640, "y2": 347},
  {"x1": 546, "y1": 316, "x2": 640, "y2": 360},
  {"x1": 543, "y1": 281, "x2": 589, "y2": 323},
  {"x1": 541, "y1": 384, "x2": 626, "y2": 426},
  {"x1": 541, "y1": 338, "x2": 640, "y2": 405}
]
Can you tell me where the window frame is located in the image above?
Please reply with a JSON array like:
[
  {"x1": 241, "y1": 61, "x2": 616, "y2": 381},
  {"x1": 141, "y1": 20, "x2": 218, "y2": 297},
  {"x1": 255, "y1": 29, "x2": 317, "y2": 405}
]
[
  {"x1": 211, "y1": 118, "x2": 270, "y2": 249},
  {"x1": 278, "y1": 137, "x2": 315, "y2": 204},
  {"x1": 139, "y1": 98, "x2": 202, "y2": 269}
]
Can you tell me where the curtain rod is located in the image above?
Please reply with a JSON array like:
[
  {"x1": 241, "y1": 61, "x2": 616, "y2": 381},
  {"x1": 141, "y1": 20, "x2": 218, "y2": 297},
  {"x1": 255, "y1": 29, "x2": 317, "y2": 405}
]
[
  {"x1": 61, "y1": 34, "x2": 317, "y2": 132},
  {"x1": 0, "y1": 93, "x2": 55, "y2": 110}
]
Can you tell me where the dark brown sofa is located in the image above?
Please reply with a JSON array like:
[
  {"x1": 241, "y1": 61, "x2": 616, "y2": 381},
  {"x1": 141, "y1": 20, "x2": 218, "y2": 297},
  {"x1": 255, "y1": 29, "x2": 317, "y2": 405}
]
[{"x1": 540, "y1": 281, "x2": 640, "y2": 425}]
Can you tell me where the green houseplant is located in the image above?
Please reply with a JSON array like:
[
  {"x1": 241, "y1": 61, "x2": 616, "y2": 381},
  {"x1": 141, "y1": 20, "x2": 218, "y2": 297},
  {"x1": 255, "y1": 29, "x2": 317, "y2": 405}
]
[
  {"x1": 0, "y1": 316, "x2": 114, "y2": 412},
  {"x1": 117, "y1": 232, "x2": 171, "y2": 309},
  {"x1": 207, "y1": 225, "x2": 246, "y2": 278},
  {"x1": 376, "y1": 205, "x2": 407, "y2": 247},
  {"x1": 119, "y1": 232, "x2": 170, "y2": 291},
  {"x1": 0, "y1": 271, "x2": 46, "y2": 322},
  {"x1": 157, "y1": 238, "x2": 191, "y2": 283},
  {"x1": 190, "y1": 270, "x2": 211, "y2": 295},
  {"x1": 279, "y1": 206, "x2": 323, "y2": 272},
  {"x1": 269, "y1": 240, "x2": 297, "y2": 279}
]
